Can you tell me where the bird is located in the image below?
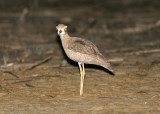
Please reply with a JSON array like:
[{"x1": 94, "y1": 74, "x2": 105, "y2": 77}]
[{"x1": 56, "y1": 24, "x2": 114, "y2": 96}]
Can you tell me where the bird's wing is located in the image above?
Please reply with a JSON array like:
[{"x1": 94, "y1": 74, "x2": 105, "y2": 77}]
[{"x1": 68, "y1": 37, "x2": 102, "y2": 56}]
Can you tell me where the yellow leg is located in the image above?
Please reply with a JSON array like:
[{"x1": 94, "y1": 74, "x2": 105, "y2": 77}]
[
  {"x1": 82, "y1": 64, "x2": 85, "y2": 82},
  {"x1": 81, "y1": 63, "x2": 85, "y2": 96},
  {"x1": 78, "y1": 62, "x2": 83, "y2": 96}
]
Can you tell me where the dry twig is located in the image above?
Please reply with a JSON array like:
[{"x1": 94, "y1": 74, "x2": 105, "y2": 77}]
[
  {"x1": 121, "y1": 20, "x2": 160, "y2": 33},
  {"x1": 127, "y1": 49, "x2": 160, "y2": 55},
  {"x1": 3, "y1": 71, "x2": 19, "y2": 78},
  {"x1": 25, "y1": 56, "x2": 52, "y2": 71}
]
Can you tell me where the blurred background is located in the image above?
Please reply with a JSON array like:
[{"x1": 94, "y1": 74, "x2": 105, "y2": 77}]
[
  {"x1": 0, "y1": 1, "x2": 160, "y2": 113},
  {"x1": 0, "y1": 0, "x2": 160, "y2": 65}
]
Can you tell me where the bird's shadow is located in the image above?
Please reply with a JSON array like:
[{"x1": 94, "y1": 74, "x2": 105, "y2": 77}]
[
  {"x1": 85, "y1": 64, "x2": 115, "y2": 76},
  {"x1": 56, "y1": 35, "x2": 114, "y2": 76}
]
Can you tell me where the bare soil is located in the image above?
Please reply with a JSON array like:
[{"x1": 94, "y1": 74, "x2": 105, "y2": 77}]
[{"x1": 0, "y1": 0, "x2": 160, "y2": 113}]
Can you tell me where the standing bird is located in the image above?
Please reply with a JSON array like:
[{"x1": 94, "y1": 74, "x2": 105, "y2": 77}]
[{"x1": 56, "y1": 24, "x2": 114, "y2": 96}]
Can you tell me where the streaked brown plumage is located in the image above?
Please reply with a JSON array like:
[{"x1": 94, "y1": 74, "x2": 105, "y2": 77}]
[{"x1": 56, "y1": 24, "x2": 114, "y2": 95}]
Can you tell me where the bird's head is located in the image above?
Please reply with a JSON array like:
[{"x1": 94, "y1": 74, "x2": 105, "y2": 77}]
[{"x1": 56, "y1": 24, "x2": 68, "y2": 36}]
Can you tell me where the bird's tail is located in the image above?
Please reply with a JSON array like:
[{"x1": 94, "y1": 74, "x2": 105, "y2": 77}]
[
  {"x1": 97, "y1": 54, "x2": 114, "y2": 74},
  {"x1": 102, "y1": 62, "x2": 114, "y2": 73}
]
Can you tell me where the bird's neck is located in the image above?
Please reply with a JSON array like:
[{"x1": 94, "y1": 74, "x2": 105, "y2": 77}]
[
  {"x1": 60, "y1": 33, "x2": 70, "y2": 39},
  {"x1": 60, "y1": 33, "x2": 71, "y2": 48}
]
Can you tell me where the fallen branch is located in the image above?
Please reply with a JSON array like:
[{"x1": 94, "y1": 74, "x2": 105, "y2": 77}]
[
  {"x1": 108, "y1": 58, "x2": 124, "y2": 62},
  {"x1": 17, "y1": 8, "x2": 29, "y2": 35},
  {"x1": 3, "y1": 71, "x2": 19, "y2": 78},
  {"x1": 25, "y1": 83, "x2": 35, "y2": 88},
  {"x1": 25, "y1": 56, "x2": 52, "y2": 71},
  {"x1": 121, "y1": 20, "x2": 160, "y2": 33},
  {"x1": 12, "y1": 79, "x2": 32, "y2": 84},
  {"x1": 3, "y1": 55, "x2": 7, "y2": 65},
  {"x1": 127, "y1": 49, "x2": 160, "y2": 55}
]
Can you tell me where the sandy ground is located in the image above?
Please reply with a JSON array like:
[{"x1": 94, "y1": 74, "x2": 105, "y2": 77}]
[{"x1": 0, "y1": 1, "x2": 160, "y2": 113}]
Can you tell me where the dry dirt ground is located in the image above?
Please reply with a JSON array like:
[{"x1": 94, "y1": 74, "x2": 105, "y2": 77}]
[{"x1": 0, "y1": 1, "x2": 160, "y2": 113}]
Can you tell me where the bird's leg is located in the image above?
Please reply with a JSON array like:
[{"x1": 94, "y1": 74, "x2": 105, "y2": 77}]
[
  {"x1": 82, "y1": 63, "x2": 85, "y2": 84},
  {"x1": 81, "y1": 63, "x2": 85, "y2": 95},
  {"x1": 78, "y1": 62, "x2": 83, "y2": 95}
]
